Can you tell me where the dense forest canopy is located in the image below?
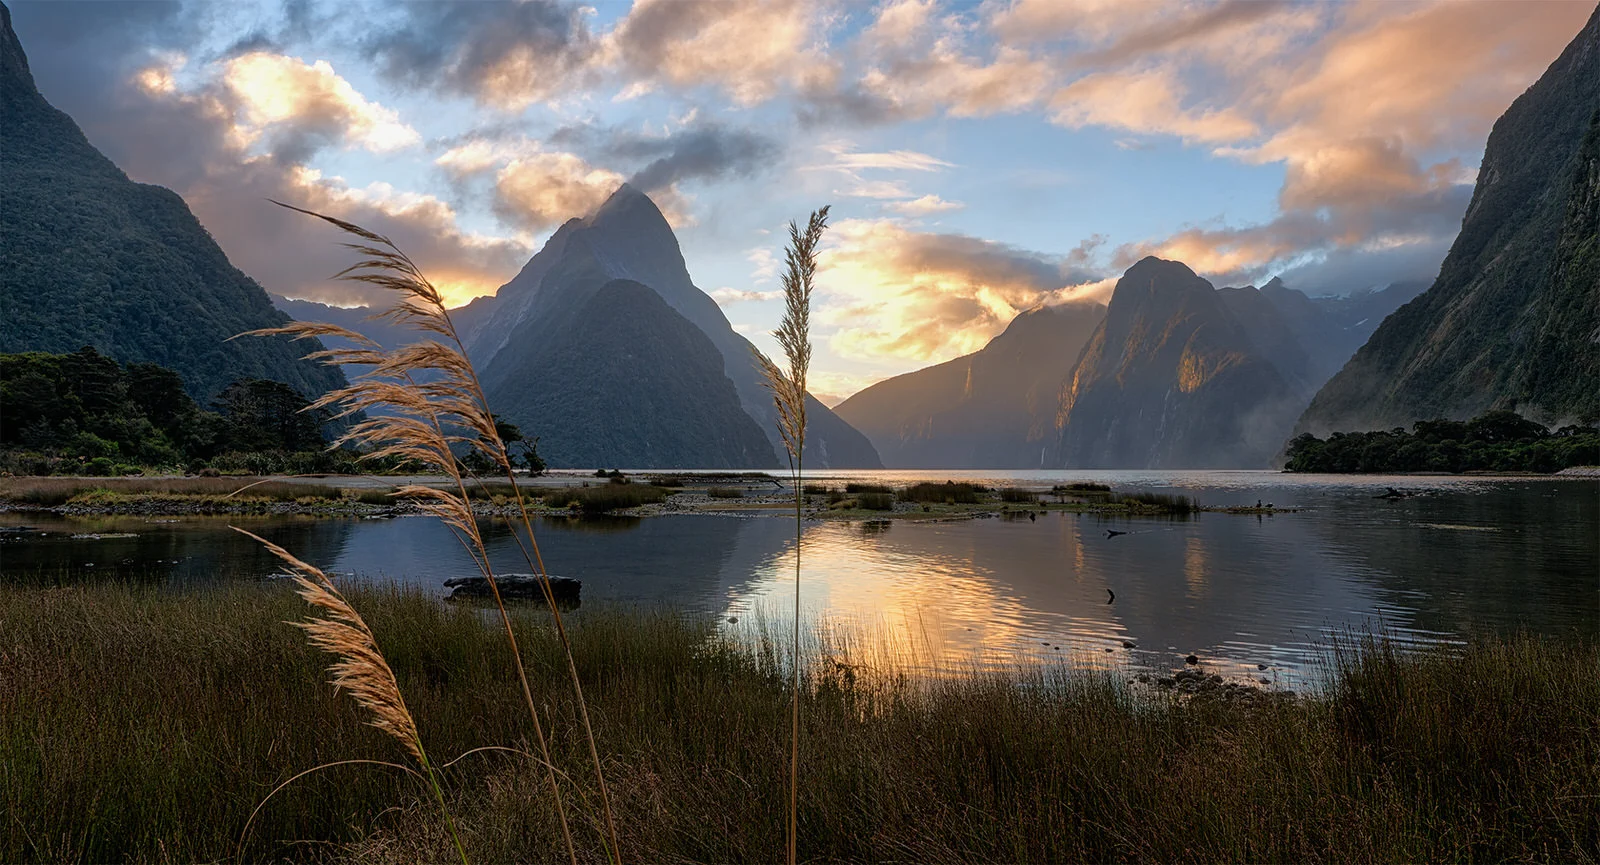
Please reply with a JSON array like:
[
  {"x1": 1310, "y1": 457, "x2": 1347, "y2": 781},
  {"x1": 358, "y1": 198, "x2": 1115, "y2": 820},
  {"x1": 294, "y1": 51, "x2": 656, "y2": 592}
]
[
  {"x1": 0, "y1": 348, "x2": 338, "y2": 475},
  {"x1": 1284, "y1": 411, "x2": 1599, "y2": 474}
]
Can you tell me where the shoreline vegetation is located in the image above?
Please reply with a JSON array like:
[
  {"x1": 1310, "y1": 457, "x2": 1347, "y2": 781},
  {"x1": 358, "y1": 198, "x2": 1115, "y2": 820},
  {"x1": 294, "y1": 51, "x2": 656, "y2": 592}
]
[
  {"x1": 3, "y1": 580, "x2": 1596, "y2": 862},
  {"x1": 0, "y1": 474, "x2": 1296, "y2": 520},
  {"x1": 1286, "y1": 410, "x2": 1599, "y2": 473}
]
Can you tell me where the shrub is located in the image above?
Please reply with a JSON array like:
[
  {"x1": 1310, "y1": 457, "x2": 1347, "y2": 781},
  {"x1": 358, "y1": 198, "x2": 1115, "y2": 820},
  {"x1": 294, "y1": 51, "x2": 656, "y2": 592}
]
[
  {"x1": 856, "y1": 492, "x2": 894, "y2": 510},
  {"x1": 562, "y1": 484, "x2": 667, "y2": 513},
  {"x1": 1112, "y1": 491, "x2": 1195, "y2": 513},
  {"x1": 900, "y1": 481, "x2": 980, "y2": 504}
]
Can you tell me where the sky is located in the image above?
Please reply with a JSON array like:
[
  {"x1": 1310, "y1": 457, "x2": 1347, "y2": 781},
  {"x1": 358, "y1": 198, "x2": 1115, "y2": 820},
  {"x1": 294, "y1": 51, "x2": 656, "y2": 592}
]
[{"x1": 9, "y1": 0, "x2": 1593, "y2": 403}]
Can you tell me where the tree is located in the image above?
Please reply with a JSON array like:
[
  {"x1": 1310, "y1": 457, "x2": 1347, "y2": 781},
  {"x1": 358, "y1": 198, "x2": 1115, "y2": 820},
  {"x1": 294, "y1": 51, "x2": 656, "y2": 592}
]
[{"x1": 211, "y1": 379, "x2": 326, "y2": 453}]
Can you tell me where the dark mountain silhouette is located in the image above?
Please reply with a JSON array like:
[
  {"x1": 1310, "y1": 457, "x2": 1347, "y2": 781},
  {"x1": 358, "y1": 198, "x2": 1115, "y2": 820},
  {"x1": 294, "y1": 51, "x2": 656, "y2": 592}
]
[
  {"x1": 0, "y1": 2, "x2": 344, "y2": 402},
  {"x1": 834, "y1": 302, "x2": 1105, "y2": 468},
  {"x1": 1298, "y1": 5, "x2": 1600, "y2": 433},
  {"x1": 1053, "y1": 258, "x2": 1306, "y2": 468},
  {"x1": 453, "y1": 184, "x2": 881, "y2": 468},
  {"x1": 479, "y1": 279, "x2": 775, "y2": 468}
]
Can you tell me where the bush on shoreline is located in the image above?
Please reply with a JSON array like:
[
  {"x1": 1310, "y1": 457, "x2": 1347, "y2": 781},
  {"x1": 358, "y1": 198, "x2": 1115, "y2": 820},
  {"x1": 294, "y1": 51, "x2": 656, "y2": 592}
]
[{"x1": 3, "y1": 580, "x2": 1595, "y2": 863}]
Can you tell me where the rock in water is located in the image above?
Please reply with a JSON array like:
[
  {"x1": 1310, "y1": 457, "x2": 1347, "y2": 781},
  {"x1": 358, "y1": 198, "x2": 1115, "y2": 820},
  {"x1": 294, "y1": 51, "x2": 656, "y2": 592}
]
[{"x1": 443, "y1": 574, "x2": 581, "y2": 606}]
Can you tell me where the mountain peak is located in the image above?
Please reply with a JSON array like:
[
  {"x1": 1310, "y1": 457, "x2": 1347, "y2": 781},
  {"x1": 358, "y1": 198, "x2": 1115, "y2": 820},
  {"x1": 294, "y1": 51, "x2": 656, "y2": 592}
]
[
  {"x1": 2, "y1": 2, "x2": 37, "y2": 94},
  {"x1": 587, "y1": 182, "x2": 669, "y2": 230}
]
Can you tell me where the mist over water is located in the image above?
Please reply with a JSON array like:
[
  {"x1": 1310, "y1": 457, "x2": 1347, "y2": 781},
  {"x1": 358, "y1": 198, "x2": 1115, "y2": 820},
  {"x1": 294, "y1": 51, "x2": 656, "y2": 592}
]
[{"x1": 6, "y1": 472, "x2": 1593, "y2": 684}]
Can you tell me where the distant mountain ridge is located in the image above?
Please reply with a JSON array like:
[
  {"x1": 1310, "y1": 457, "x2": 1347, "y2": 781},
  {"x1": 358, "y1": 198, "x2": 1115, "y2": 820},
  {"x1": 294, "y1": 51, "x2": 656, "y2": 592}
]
[
  {"x1": 0, "y1": 2, "x2": 344, "y2": 402},
  {"x1": 834, "y1": 302, "x2": 1106, "y2": 468},
  {"x1": 1298, "y1": 4, "x2": 1600, "y2": 433},
  {"x1": 836, "y1": 256, "x2": 1424, "y2": 469}
]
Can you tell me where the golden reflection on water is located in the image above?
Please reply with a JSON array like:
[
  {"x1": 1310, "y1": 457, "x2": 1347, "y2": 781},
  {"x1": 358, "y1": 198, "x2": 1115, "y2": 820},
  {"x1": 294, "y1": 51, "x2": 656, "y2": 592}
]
[
  {"x1": 1184, "y1": 534, "x2": 1208, "y2": 599},
  {"x1": 733, "y1": 517, "x2": 1133, "y2": 673}
]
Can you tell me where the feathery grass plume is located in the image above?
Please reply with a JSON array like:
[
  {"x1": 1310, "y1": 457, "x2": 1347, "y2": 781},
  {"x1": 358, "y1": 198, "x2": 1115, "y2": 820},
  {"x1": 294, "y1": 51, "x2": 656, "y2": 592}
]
[
  {"x1": 239, "y1": 201, "x2": 622, "y2": 865},
  {"x1": 230, "y1": 527, "x2": 467, "y2": 865},
  {"x1": 753, "y1": 204, "x2": 829, "y2": 865}
]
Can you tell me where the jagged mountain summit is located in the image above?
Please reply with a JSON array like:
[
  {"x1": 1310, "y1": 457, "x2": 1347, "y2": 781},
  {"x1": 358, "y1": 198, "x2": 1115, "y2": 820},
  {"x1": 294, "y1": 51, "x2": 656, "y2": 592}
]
[
  {"x1": 1298, "y1": 4, "x2": 1600, "y2": 434},
  {"x1": 1053, "y1": 257, "x2": 1308, "y2": 468},
  {"x1": 447, "y1": 184, "x2": 881, "y2": 469},
  {"x1": 0, "y1": 2, "x2": 343, "y2": 402},
  {"x1": 283, "y1": 186, "x2": 881, "y2": 469},
  {"x1": 834, "y1": 301, "x2": 1106, "y2": 468}
]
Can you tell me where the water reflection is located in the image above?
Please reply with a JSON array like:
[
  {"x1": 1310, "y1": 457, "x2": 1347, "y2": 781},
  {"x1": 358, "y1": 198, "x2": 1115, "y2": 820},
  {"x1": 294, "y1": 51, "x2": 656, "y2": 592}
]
[{"x1": 3, "y1": 476, "x2": 1593, "y2": 682}]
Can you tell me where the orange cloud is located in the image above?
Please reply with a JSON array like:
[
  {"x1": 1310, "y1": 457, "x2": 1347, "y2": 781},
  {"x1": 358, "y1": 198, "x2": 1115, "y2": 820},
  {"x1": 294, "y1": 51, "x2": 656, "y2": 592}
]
[{"x1": 819, "y1": 218, "x2": 1103, "y2": 362}]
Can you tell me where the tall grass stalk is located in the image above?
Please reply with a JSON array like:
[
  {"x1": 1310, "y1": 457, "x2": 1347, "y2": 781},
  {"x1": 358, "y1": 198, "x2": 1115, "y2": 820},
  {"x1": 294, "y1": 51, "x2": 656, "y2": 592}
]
[
  {"x1": 241, "y1": 204, "x2": 619, "y2": 864},
  {"x1": 230, "y1": 528, "x2": 467, "y2": 865},
  {"x1": 754, "y1": 205, "x2": 829, "y2": 865}
]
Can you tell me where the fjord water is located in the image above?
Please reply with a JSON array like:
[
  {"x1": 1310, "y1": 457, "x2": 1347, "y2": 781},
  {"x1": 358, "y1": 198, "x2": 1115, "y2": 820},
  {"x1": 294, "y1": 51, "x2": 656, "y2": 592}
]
[{"x1": 6, "y1": 472, "x2": 1594, "y2": 682}]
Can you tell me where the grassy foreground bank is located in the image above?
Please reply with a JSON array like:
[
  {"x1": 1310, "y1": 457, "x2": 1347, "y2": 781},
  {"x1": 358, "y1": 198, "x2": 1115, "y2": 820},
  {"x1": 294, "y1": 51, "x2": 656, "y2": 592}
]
[{"x1": 2, "y1": 582, "x2": 1596, "y2": 863}]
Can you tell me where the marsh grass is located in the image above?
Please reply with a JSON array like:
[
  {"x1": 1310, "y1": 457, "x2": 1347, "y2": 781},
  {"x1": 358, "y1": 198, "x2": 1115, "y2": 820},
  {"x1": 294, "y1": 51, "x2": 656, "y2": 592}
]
[
  {"x1": 562, "y1": 484, "x2": 669, "y2": 512},
  {"x1": 855, "y1": 492, "x2": 895, "y2": 510},
  {"x1": 844, "y1": 482, "x2": 891, "y2": 494},
  {"x1": 0, "y1": 476, "x2": 397, "y2": 507},
  {"x1": 998, "y1": 487, "x2": 1037, "y2": 503},
  {"x1": 1111, "y1": 490, "x2": 1196, "y2": 513},
  {"x1": 4, "y1": 580, "x2": 1596, "y2": 863},
  {"x1": 706, "y1": 486, "x2": 745, "y2": 499},
  {"x1": 901, "y1": 481, "x2": 983, "y2": 504}
]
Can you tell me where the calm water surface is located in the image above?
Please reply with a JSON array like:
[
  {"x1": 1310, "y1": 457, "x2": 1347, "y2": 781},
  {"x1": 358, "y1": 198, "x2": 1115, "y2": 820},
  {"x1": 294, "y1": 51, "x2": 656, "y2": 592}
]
[{"x1": 4, "y1": 471, "x2": 1595, "y2": 682}]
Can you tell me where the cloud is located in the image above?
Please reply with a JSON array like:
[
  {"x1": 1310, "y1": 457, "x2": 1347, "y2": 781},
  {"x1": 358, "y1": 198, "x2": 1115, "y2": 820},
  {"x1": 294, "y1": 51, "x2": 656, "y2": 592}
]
[
  {"x1": 840, "y1": 179, "x2": 914, "y2": 199},
  {"x1": 1048, "y1": 67, "x2": 1257, "y2": 145},
  {"x1": 603, "y1": 0, "x2": 828, "y2": 106},
  {"x1": 825, "y1": 148, "x2": 954, "y2": 172},
  {"x1": 710, "y1": 287, "x2": 782, "y2": 304},
  {"x1": 11, "y1": 12, "x2": 530, "y2": 310},
  {"x1": 489, "y1": 151, "x2": 630, "y2": 233},
  {"x1": 888, "y1": 194, "x2": 964, "y2": 215},
  {"x1": 364, "y1": 0, "x2": 599, "y2": 110},
  {"x1": 818, "y1": 218, "x2": 1104, "y2": 362},
  {"x1": 221, "y1": 52, "x2": 420, "y2": 160},
  {"x1": 602, "y1": 124, "x2": 780, "y2": 192}
]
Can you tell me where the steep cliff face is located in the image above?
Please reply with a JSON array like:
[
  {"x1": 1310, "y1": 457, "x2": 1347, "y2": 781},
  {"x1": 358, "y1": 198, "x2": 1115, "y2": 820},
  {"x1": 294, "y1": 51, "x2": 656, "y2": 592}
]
[
  {"x1": 455, "y1": 185, "x2": 882, "y2": 468},
  {"x1": 1298, "y1": 6, "x2": 1600, "y2": 433},
  {"x1": 834, "y1": 302, "x2": 1105, "y2": 468},
  {"x1": 0, "y1": 3, "x2": 344, "y2": 402},
  {"x1": 479, "y1": 279, "x2": 776, "y2": 468},
  {"x1": 1054, "y1": 258, "x2": 1304, "y2": 468}
]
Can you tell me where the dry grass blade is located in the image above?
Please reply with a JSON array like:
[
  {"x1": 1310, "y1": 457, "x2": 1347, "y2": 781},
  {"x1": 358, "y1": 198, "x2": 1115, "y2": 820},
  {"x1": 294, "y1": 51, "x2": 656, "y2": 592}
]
[
  {"x1": 228, "y1": 527, "x2": 468, "y2": 864},
  {"x1": 231, "y1": 528, "x2": 421, "y2": 759},
  {"x1": 244, "y1": 199, "x2": 626, "y2": 864},
  {"x1": 753, "y1": 204, "x2": 830, "y2": 865}
]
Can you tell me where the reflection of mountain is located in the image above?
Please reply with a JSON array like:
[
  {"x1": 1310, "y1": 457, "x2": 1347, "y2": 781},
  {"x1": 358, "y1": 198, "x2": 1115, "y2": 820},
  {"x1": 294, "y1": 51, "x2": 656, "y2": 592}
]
[
  {"x1": 323, "y1": 513, "x2": 790, "y2": 611},
  {"x1": 1303, "y1": 483, "x2": 1600, "y2": 639},
  {"x1": 729, "y1": 509, "x2": 1388, "y2": 671},
  {"x1": 0, "y1": 514, "x2": 358, "y2": 589}
]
